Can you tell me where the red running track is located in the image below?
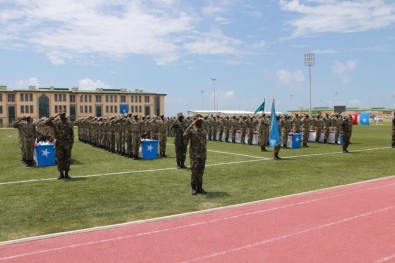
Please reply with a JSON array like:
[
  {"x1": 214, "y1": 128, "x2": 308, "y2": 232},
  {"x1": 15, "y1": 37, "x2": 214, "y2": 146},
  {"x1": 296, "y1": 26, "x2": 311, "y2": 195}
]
[{"x1": 2, "y1": 176, "x2": 395, "y2": 262}]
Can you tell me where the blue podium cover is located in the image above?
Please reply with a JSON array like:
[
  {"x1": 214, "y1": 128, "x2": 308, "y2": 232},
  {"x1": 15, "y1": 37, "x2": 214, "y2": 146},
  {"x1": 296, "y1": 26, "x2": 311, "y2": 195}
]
[
  {"x1": 291, "y1": 133, "x2": 302, "y2": 149},
  {"x1": 141, "y1": 140, "x2": 158, "y2": 160},
  {"x1": 34, "y1": 144, "x2": 56, "y2": 166}
]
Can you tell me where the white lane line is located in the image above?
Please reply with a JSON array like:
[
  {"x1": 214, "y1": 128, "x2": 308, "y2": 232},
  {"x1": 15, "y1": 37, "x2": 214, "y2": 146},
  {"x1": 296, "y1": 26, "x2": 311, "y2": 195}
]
[
  {"x1": 0, "y1": 147, "x2": 390, "y2": 186},
  {"x1": 375, "y1": 252, "x2": 395, "y2": 263},
  {"x1": 185, "y1": 206, "x2": 395, "y2": 262},
  {"x1": 2, "y1": 180, "x2": 395, "y2": 260}
]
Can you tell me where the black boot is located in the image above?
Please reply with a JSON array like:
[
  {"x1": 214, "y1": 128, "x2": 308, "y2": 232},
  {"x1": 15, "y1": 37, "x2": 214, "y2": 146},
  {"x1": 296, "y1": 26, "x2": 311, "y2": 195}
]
[
  {"x1": 177, "y1": 160, "x2": 181, "y2": 169},
  {"x1": 180, "y1": 158, "x2": 187, "y2": 169},
  {"x1": 162, "y1": 151, "x2": 167, "y2": 157},
  {"x1": 197, "y1": 182, "x2": 207, "y2": 194},
  {"x1": 392, "y1": 143, "x2": 395, "y2": 148},
  {"x1": 58, "y1": 171, "x2": 65, "y2": 180},
  {"x1": 65, "y1": 170, "x2": 72, "y2": 179},
  {"x1": 191, "y1": 183, "x2": 198, "y2": 195}
]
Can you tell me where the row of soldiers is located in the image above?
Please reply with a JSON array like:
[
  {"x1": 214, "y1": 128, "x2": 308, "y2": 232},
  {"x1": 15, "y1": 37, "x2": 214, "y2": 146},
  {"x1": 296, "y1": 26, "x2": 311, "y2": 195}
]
[
  {"x1": 195, "y1": 113, "x2": 353, "y2": 148},
  {"x1": 75, "y1": 114, "x2": 169, "y2": 159}
]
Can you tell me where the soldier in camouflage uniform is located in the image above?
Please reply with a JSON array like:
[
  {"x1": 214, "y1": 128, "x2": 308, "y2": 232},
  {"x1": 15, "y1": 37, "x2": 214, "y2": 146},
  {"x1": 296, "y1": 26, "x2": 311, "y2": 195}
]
[
  {"x1": 171, "y1": 112, "x2": 188, "y2": 169},
  {"x1": 230, "y1": 116, "x2": 238, "y2": 143},
  {"x1": 45, "y1": 110, "x2": 74, "y2": 179},
  {"x1": 273, "y1": 115, "x2": 282, "y2": 160},
  {"x1": 279, "y1": 114, "x2": 291, "y2": 148},
  {"x1": 183, "y1": 114, "x2": 207, "y2": 195},
  {"x1": 340, "y1": 115, "x2": 352, "y2": 153},
  {"x1": 322, "y1": 113, "x2": 331, "y2": 144},
  {"x1": 392, "y1": 115, "x2": 395, "y2": 148},
  {"x1": 158, "y1": 114, "x2": 168, "y2": 157},
  {"x1": 223, "y1": 116, "x2": 231, "y2": 142},
  {"x1": 12, "y1": 115, "x2": 36, "y2": 166},
  {"x1": 314, "y1": 114, "x2": 324, "y2": 143},
  {"x1": 301, "y1": 113, "x2": 311, "y2": 147},
  {"x1": 130, "y1": 115, "x2": 141, "y2": 160},
  {"x1": 257, "y1": 113, "x2": 269, "y2": 151},
  {"x1": 291, "y1": 113, "x2": 302, "y2": 134}
]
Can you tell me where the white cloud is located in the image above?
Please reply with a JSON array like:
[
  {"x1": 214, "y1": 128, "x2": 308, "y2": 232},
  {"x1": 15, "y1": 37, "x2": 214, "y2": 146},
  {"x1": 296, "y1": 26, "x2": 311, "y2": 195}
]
[
  {"x1": 15, "y1": 77, "x2": 39, "y2": 89},
  {"x1": 332, "y1": 60, "x2": 357, "y2": 74},
  {"x1": 280, "y1": 0, "x2": 395, "y2": 37},
  {"x1": 78, "y1": 79, "x2": 111, "y2": 90},
  {"x1": 276, "y1": 69, "x2": 305, "y2": 85}
]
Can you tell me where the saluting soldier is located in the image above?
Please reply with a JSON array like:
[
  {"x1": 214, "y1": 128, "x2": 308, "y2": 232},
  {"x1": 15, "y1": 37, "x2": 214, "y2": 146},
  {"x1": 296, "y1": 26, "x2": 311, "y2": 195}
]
[
  {"x1": 12, "y1": 115, "x2": 36, "y2": 166},
  {"x1": 171, "y1": 112, "x2": 188, "y2": 169},
  {"x1": 301, "y1": 113, "x2": 310, "y2": 147},
  {"x1": 257, "y1": 113, "x2": 269, "y2": 152},
  {"x1": 45, "y1": 109, "x2": 74, "y2": 179},
  {"x1": 183, "y1": 114, "x2": 207, "y2": 195}
]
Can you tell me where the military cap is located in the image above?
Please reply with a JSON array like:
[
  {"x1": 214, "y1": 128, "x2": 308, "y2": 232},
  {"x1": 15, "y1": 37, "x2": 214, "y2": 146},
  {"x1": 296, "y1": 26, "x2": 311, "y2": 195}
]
[
  {"x1": 59, "y1": 109, "x2": 66, "y2": 114},
  {"x1": 177, "y1": 112, "x2": 184, "y2": 118}
]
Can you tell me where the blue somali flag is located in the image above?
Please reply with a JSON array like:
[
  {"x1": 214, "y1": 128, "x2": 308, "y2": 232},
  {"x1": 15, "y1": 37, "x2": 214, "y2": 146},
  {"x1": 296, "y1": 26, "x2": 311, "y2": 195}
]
[
  {"x1": 359, "y1": 112, "x2": 370, "y2": 125},
  {"x1": 291, "y1": 133, "x2": 302, "y2": 148},
  {"x1": 120, "y1": 104, "x2": 129, "y2": 114},
  {"x1": 34, "y1": 144, "x2": 56, "y2": 166},
  {"x1": 269, "y1": 99, "x2": 281, "y2": 147}
]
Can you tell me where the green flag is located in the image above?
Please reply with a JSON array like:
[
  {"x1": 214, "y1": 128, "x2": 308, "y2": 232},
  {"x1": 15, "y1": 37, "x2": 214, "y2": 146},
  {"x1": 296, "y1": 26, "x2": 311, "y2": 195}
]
[{"x1": 254, "y1": 99, "x2": 265, "y2": 114}]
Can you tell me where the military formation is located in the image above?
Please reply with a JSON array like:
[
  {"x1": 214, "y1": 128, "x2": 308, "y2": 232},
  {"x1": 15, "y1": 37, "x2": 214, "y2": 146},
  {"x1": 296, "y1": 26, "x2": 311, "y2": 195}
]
[{"x1": 75, "y1": 114, "x2": 169, "y2": 160}]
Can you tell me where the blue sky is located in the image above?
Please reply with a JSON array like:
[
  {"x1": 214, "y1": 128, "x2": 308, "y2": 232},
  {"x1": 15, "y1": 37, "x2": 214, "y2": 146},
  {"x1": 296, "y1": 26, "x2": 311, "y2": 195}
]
[{"x1": 0, "y1": 0, "x2": 394, "y2": 116}]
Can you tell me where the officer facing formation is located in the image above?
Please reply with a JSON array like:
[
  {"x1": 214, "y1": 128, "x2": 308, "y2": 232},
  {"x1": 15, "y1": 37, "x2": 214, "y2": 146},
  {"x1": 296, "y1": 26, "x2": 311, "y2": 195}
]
[
  {"x1": 12, "y1": 115, "x2": 36, "y2": 166},
  {"x1": 45, "y1": 109, "x2": 74, "y2": 179},
  {"x1": 183, "y1": 114, "x2": 207, "y2": 195}
]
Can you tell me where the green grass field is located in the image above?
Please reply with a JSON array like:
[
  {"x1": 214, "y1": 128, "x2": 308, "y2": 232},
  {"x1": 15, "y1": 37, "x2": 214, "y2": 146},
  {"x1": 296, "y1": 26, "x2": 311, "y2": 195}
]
[{"x1": 0, "y1": 124, "x2": 394, "y2": 242}]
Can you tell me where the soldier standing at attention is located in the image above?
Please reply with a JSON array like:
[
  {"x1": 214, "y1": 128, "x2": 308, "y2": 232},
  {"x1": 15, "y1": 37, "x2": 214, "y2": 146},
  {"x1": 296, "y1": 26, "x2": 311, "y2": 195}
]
[
  {"x1": 171, "y1": 112, "x2": 188, "y2": 169},
  {"x1": 392, "y1": 115, "x2": 395, "y2": 148},
  {"x1": 158, "y1": 114, "x2": 168, "y2": 157},
  {"x1": 301, "y1": 113, "x2": 310, "y2": 147},
  {"x1": 257, "y1": 113, "x2": 269, "y2": 152},
  {"x1": 322, "y1": 113, "x2": 331, "y2": 144},
  {"x1": 183, "y1": 115, "x2": 207, "y2": 195},
  {"x1": 340, "y1": 115, "x2": 352, "y2": 153},
  {"x1": 45, "y1": 109, "x2": 74, "y2": 179}
]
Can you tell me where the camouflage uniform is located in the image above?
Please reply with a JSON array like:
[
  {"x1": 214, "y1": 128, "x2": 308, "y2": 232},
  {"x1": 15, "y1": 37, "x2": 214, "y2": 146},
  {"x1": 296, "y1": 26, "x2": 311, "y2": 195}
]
[
  {"x1": 183, "y1": 116, "x2": 207, "y2": 195},
  {"x1": 12, "y1": 116, "x2": 36, "y2": 166},
  {"x1": 392, "y1": 116, "x2": 395, "y2": 147},
  {"x1": 171, "y1": 113, "x2": 188, "y2": 168},
  {"x1": 301, "y1": 114, "x2": 310, "y2": 147},
  {"x1": 45, "y1": 111, "x2": 74, "y2": 179},
  {"x1": 257, "y1": 114, "x2": 269, "y2": 151},
  {"x1": 340, "y1": 116, "x2": 352, "y2": 153},
  {"x1": 322, "y1": 113, "x2": 331, "y2": 143},
  {"x1": 158, "y1": 115, "x2": 168, "y2": 157},
  {"x1": 280, "y1": 115, "x2": 291, "y2": 148},
  {"x1": 314, "y1": 115, "x2": 324, "y2": 143},
  {"x1": 130, "y1": 116, "x2": 141, "y2": 159}
]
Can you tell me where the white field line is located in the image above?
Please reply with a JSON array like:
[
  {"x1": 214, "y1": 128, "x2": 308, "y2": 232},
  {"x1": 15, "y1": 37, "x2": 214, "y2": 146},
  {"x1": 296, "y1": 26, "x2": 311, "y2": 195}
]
[{"x1": 0, "y1": 146, "x2": 391, "y2": 186}]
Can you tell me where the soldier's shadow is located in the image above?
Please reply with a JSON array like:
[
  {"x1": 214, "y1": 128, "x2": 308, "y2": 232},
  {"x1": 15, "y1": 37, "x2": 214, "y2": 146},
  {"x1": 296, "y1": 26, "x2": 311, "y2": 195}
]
[
  {"x1": 205, "y1": 191, "x2": 231, "y2": 198},
  {"x1": 71, "y1": 159, "x2": 83, "y2": 165}
]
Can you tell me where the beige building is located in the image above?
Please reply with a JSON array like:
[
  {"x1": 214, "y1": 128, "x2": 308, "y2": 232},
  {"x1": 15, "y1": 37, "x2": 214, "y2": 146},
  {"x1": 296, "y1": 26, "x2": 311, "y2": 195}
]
[{"x1": 0, "y1": 85, "x2": 166, "y2": 126}]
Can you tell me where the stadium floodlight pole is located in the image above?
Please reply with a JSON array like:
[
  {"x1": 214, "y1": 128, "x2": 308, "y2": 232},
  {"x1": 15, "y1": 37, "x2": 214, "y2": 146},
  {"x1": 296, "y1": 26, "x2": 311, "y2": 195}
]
[
  {"x1": 201, "y1": 90, "x2": 204, "y2": 110},
  {"x1": 212, "y1": 79, "x2": 216, "y2": 111},
  {"x1": 304, "y1": 52, "x2": 315, "y2": 117}
]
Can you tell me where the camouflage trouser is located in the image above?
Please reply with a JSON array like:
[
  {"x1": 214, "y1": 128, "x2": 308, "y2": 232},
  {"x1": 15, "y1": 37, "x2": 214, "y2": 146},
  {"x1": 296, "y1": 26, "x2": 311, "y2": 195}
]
[
  {"x1": 159, "y1": 134, "x2": 167, "y2": 152},
  {"x1": 190, "y1": 157, "x2": 206, "y2": 184},
  {"x1": 334, "y1": 127, "x2": 340, "y2": 142},
  {"x1": 175, "y1": 142, "x2": 187, "y2": 163},
  {"x1": 324, "y1": 128, "x2": 330, "y2": 141},
  {"x1": 132, "y1": 132, "x2": 141, "y2": 155},
  {"x1": 315, "y1": 128, "x2": 322, "y2": 142},
  {"x1": 281, "y1": 129, "x2": 289, "y2": 145},
  {"x1": 342, "y1": 131, "x2": 351, "y2": 151},
  {"x1": 303, "y1": 129, "x2": 309, "y2": 143},
  {"x1": 258, "y1": 131, "x2": 268, "y2": 146},
  {"x1": 392, "y1": 128, "x2": 395, "y2": 145},
  {"x1": 23, "y1": 138, "x2": 34, "y2": 161},
  {"x1": 231, "y1": 129, "x2": 237, "y2": 142},
  {"x1": 55, "y1": 141, "x2": 72, "y2": 172},
  {"x1": 224, "y1": 129, "x2": 230, "y2": 142}
]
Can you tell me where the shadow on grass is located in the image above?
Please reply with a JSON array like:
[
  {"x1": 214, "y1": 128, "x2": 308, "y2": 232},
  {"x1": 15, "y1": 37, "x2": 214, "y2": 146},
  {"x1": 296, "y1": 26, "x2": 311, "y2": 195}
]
[
  {"x1": 71, "y1": 159, "x2": 83, "y2": 165},
  {"x1": 205, "y1": 191, "x2": 231, "y2": 198},
  {"x1": 63, "y1": 176, "x2": 89, "y2": 182}
]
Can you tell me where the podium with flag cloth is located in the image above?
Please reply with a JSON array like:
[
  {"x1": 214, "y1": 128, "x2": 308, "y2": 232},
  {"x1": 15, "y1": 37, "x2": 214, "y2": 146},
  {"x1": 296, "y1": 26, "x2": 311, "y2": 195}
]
[
  {"x1": 286, "y1": 133, "x2": 302, "y2": 149},
  {"x1": 34, "y1": 143, "x2": 56, "y2": 166},
  {"x1": 140, "y1": 139, "x2": 158, "y2": 160}
]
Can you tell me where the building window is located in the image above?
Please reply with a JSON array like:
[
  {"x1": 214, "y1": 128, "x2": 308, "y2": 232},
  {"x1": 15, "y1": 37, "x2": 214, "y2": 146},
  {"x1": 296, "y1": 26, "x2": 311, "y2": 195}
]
[
  {"x1": 80, "y1": 105, "x2": 83, "y2": 113},
  {"x1": 0, "y1": 106, "x2": 2, "y2": 114},
  {"x1": 25, "y1": 105, "x2": 29, "y2": 113},
  {"x1": 89, "y1": 95, "x2": 92, "y2": 102},
  {"x1": 121, "y1": 95, "x2": 126, "y2": 103},
  {"x1": 106, "y1": 105, "x2": 109, "y2": 113},
  {"x1": 85, "y1": 105, "x2": 88, "y2": 113},
  {"x1": 20, "y1": 94, "x2": 24, "y2": 102},
  {"x1": 139, "y1": 106, "x2": 142, "y2": 112},
  {"x1": 80, "y1": 95, "x2": 83, "y2": 102},
  {"x1": 96, "y1": 95, "x2": 101, "y2": 103},
  {"x1": 131, "y1": 96, "x2": 134, "y2": 103},
  {"x1": 55, "y1": 105, "x2": 58, "y2": 113},
  {"x1": 21, "y1": 105, "x2": 24, "y2": 114},
  {"x1": 30, "y1": 94, "x2": 33, "y2": 101},
  {"x1": 139, "y1": 96, "x2": 142, "y2": 103},
  {"x1": 0, "y1": 94, "x2": 2, "y2": 102},
  {"x1": 25, "y1": 93, "x2": 29, "y2": 102},
  {"x1": 30, "y1": 105, "x2": 33, "y2": 114},
  {"x1": 114, "y1": 105, "x2": 117, "y2": 113},
  {"x1": 106, "y1": 95, "x2": 109, "y2": 103},
  {"x1": 89, "y1": 105, "x2": 92, "y2": 113},
  {"x1": 130, "y1": 106, "x2": 134, "y2": 112},
  {"x1": 144, "y1": 96, "x2": 150, "y2": 103},
  {"x1": 8, "y1": 94, "x2": 15, "y2": 102},
  {"x1": 70, "y1": 95, "x2": 76, "y2": 102}
]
